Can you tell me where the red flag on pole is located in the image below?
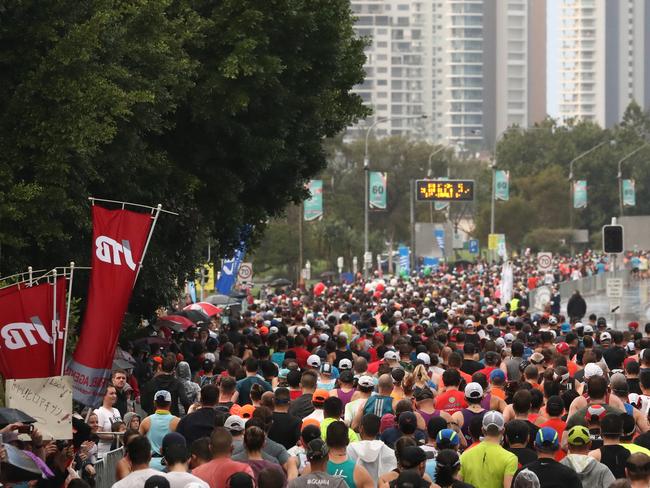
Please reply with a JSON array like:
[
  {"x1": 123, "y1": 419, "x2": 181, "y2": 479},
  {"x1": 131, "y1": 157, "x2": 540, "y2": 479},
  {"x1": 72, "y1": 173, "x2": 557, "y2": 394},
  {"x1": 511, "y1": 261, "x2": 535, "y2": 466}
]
[
  {"x1": 0, "y1": 278, "x2": 67, "y2": 379},
  {"x1": 66, "y1": 205, "x2": 154, "y2": 406}
]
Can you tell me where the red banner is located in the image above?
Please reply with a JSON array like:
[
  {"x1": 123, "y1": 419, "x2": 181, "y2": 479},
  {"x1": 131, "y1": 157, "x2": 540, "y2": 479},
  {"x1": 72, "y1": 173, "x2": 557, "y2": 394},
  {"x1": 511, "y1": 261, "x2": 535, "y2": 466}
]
[
  {"x1": 0, "y1": 278, "x2": 67, "y2": 379},
  {"x1": 66, "y1": 205, "x2": 153, "y2": 406}
]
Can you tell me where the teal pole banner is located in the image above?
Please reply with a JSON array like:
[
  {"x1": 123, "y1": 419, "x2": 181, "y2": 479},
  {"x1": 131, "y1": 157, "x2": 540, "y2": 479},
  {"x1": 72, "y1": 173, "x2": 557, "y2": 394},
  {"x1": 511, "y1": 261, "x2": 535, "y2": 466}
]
[
  {"x1": 573, "y1": 180, "x2": 587, "y2": 209},
  {"x1": 623, "y1": 179, "x2": 636, "y2": 207},
  {"x1": 304, "y1": 180, "x2": 323, "y2": 221},
  {"x1": 494, "y1": 170, "x2": 510, "y2": 201},
  {"x1": 369, "y1": 172, "x2": 387, "y2": 210}
]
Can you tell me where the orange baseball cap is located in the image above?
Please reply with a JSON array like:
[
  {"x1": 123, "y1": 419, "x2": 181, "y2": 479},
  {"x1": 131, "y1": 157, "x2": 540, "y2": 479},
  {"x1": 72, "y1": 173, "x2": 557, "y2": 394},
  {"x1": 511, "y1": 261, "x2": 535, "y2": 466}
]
[
  {"x1": 312, "y1": 389, "x2": 329, "y2": 405},
  {"x1": 229, "y1": 404, "x2": 242, "y2": 416},
  {"x1": 259, "y1": 326, "x2": 269, "y2": 336},
  {"x1": 240, "y1": 404, "x2": 256, "y2": 419},
  {"x1": 301, "y1": 418, "x2": 321, "y2": 430}
]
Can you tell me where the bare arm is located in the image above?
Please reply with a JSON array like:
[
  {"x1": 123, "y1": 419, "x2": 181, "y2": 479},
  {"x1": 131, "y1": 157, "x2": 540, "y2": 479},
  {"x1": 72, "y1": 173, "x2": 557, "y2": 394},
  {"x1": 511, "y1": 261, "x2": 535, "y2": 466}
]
[
  {"x1": 634, "y1": 407, "x2": 650, "y2": 433},
  {"x1": 283, "y1": 456, "x2": 298, "y2": 481},
  {"x1": 354, "y1": 465, "x2": 374, "y2": 488},
  {"x1": 351, "y1": 399, "x2": 367, "y2": 431},
  {"x1": 139, "y1": 417, "x2": 150, "y2": 435},
  {"x1": 504, "y1": 474, "x2": 514, "y2": 488}
]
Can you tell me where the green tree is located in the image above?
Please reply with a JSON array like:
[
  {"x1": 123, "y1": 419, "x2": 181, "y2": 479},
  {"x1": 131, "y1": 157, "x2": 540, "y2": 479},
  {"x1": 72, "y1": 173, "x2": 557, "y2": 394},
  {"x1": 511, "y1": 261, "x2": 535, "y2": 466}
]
[{"x1": 0, "y1": 0, "x2": 368, "y2": 315}]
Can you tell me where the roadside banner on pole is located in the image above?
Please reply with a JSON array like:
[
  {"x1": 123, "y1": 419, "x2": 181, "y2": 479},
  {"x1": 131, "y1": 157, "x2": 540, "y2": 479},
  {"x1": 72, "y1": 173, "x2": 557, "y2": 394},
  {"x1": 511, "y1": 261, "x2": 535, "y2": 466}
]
[
  {"x1": 304, "y1": 180, "x2": 323, "y2": 221},
  {"x1": 66, "y1": 205, "x2": 154, "y2": 407},
  {"x1": 369, "y1": 172, "x2": 387, "y2": 210},
  {"x1": 488, "y1": 234, "x2": 499, "y2": 251},
  {"x1": 216, "y1": 244, "x2": 246, "y2": 295},
  {"x1": 494, "y1": 170, "x2": 510, "y2": 201},
  {"x1": 573, "y1": 180, "x2": 587, "y2": 209},
  {"x1": 497, "y1": 235, "x2": 507, "y2": 258},
  {"x1": 6, "y1": 376, "x2": 73, "y2": 440},
  {"x1": 398, "y1": 246, "x2": 410, "y2": 276},
  {"x1": 434, "y1": 228, "x2": 445, "y2": 252},
  {"x1": 623, "y1": 179, "x2": 636, "y2": 207},
  {"x1": 0, "y1": 278, "x2": 67, "y2": 380}
]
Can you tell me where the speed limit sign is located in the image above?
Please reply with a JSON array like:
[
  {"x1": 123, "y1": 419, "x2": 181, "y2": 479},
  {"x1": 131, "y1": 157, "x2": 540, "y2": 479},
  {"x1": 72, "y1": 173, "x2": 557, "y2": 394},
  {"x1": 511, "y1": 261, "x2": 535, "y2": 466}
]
[
  {"x1": 537, "y1": 253, "x2": 553, "y2": 272},
  {"x1": 238, "y1": 262, "x2": 253, "y2": 283}
]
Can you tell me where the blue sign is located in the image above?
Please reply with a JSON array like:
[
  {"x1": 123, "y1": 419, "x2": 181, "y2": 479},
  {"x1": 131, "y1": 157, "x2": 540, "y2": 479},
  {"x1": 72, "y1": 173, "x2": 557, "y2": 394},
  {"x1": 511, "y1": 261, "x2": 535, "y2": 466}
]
[
  {"x1": 434, "y1": 228, "x2": 445, "y2": 252},
  {"x1": 423, "y1": 257, "x2": 439, "y2": 268},
  {"x1": 340, "y1": 272, "x2": 354, "y2": 284},
  {"x1": 469, "y1": 239, "x2": 479, "y2": 255},
  {"x1": 398, "y1": 246, "x2": 410, "y2": 276}
]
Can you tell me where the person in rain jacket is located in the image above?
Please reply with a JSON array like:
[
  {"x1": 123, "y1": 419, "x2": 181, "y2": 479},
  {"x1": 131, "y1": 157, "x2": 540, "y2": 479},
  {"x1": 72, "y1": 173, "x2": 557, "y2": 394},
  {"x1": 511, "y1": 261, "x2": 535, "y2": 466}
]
[
  {"x1": 346, "y1": 413, "x2": 397, "y2": 480},
  {"x1": 560, "y1": 426, "x2": 615, "y2": 488},
  {"x1": 177, "y1": 361, "x2": 201, "y2": 408},
  {"x1": 141, "y1": 356, "x2": 191, "y2": 416},
  {"x1": 567, "y1": 290, "x2": 587, "y2": 320}
]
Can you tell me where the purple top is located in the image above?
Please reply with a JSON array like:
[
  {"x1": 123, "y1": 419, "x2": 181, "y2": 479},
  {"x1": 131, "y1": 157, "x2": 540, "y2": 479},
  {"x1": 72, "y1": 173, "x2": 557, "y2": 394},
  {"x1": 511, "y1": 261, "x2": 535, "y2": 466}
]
[{"x1": 336, "y1": 388, "x2": 356, "y2": 407}]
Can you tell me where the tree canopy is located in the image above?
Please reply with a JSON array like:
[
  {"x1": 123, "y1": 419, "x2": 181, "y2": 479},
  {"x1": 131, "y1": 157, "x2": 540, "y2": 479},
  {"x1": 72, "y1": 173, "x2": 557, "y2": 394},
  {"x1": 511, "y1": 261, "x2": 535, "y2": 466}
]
[
  {"x1": 0, "y1": 0, "x2": 368, "y2": 314},
  {"x1": 253, "y1": 101, "x2": 650, "y2": 275}
]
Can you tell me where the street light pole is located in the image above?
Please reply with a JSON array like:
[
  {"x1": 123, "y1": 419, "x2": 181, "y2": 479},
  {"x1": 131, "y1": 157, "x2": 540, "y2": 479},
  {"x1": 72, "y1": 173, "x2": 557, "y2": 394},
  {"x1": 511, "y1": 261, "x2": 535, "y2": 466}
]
[
  {"x1": 363, "y1": 114, "x2": 427, "y2": 278},
  {"x1": 617, "y1": 142, "x2": 648, "y2": 217},
  {"x1": 567, "y1": 140, "x2": 613, "y2": 247},
  {"x1": 427, "y1": 145, "x2": 447, "y2": 223}
]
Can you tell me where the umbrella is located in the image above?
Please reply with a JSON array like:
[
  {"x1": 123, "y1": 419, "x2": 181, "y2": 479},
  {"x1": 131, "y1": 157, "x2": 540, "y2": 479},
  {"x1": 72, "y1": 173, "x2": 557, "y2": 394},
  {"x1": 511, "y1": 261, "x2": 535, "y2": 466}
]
[
  {"x1": 205, "y1": 294, "x2": 238, "y2": 306},
  {"x1": 155, "y1": 315, "x2": 194, "y2": 331},
  {"x1": 0, "y1": 408, "x2": 36, "y2": 427},
  {"x1": 269, "y1": 278, "x2": 292, "y2": 287},
  {"x1": 1, "y1": 443, "x2": 43, "y2": 482},
  {"x1": 132, "y1": 336, "x2": 171, "y2": 348},
  {"x1": 112, "y1": 358, "x2": 134, "y2": 371},
  {"x1": 184, "y1": 302, "x2": 222, "y2": 317},
  {"x1": 172, "y1": 309, "x2": 210, "y2": 324}
]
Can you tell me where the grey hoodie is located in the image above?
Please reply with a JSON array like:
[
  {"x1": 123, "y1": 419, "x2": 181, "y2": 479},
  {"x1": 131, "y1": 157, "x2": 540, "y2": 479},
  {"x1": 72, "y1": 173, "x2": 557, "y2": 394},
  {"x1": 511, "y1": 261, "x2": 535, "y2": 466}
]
[
  {"x1": 177, "y1": 361, "x2": 200, "y2": 405},
  {"x1": 347, "y1": 440, "x2": 397, "y2": 480},
  {"x1": 560, "y1": 454, "x2": 615, "y2": 488}
]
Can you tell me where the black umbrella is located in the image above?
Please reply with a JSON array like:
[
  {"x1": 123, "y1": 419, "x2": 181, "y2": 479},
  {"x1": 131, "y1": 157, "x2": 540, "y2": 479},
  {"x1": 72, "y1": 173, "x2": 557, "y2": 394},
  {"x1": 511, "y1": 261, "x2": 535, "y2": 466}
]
[
  {"x1": 132, "y1": 336, "x2": 171, "y2": 348},
  {"x1": 269, "y1": 278, "x2": 292, "y2": 287},
  {"x1": 0, "y1": 408, "x2": 36, "y2": 427},
  {"x1": 172, "y1": 309, "x2": 210, "y2": 324},
  {"x1": 112, "y1": 358, "x2": 134, "y2": 371},
  {"x1": 1, "y1": 443, "x2": 43, "y2": 482}
]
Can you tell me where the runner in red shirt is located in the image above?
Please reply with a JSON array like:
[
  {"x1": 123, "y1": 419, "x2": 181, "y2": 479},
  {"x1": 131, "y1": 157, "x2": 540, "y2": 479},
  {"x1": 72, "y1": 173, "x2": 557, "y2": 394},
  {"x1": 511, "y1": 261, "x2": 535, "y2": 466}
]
[
  {"x1": 288, "y1": 335, "x2": 311, "y2": 369},
  {"x1": 435, "y1": 370, "x2": 468, "y2": 415}
]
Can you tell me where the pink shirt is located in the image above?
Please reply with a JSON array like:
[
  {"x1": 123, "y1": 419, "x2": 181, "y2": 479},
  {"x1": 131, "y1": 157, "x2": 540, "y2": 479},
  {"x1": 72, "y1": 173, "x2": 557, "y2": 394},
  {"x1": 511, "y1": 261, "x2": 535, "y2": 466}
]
[{"x1": 192, "y1": 458, "x2": 254, "y2": 488}]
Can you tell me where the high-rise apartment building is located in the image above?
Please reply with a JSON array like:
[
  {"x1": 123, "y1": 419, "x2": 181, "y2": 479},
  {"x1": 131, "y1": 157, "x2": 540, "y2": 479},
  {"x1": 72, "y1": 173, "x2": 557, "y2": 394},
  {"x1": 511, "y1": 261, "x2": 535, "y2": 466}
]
[
  {"x1": 559, "y1": 0, "x2": 650, "y2": 127},
  {"x1": 348, "y1": 0, "x2": 547, "y2": 148}
]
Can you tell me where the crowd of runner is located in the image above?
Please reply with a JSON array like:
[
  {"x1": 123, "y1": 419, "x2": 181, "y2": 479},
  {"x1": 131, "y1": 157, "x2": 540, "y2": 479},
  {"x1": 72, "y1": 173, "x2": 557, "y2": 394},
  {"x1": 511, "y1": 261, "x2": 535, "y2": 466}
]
[{"x1": 2, "y1": 251, "x2": 650, "y2": 488}]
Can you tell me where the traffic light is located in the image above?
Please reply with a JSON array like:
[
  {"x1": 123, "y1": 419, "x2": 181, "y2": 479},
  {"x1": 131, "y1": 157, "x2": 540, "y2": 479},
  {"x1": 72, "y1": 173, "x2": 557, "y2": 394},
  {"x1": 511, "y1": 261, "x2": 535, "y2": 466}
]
[{"x1": 602, "y1": 225, "x2": 624, "y2": 253}]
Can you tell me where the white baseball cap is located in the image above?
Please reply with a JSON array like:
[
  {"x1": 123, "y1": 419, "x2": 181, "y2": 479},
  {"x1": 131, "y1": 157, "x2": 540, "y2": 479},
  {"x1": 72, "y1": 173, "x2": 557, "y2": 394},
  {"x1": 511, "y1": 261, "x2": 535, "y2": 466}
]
[
  {"x1": 307, "y1": 354, "x2": 321, "y2": 368},
  {"x1": 224, "y1": 415, "x2": 245, "y2": 432},
  {"x1": 583, "y1": 324, "x2": 594, "y2": 334},
  {"x1": 416, "y1": 352, "x2": 431, "y2": 365},
  {"x1": 155, "y1": 390, "x2": 171, "y2": 403},
  {"x1": 384, "y1": 350, "x2": 399, "y2": 361},
  {"x1": 584, "y1": 363, "x2": 604, "y2": 379},
  {"x1": 338, "y1": 358, "x2": 353, "y2": 370},
  {"x1": 465, "y1": 382, "x2": 484, "y2": 400},
  {"x1": 358, "y1": 375, "x2": 375, "y2": 388},
  {"x1": 600, "y1": 331, "x2": 612, "y2": 342}
]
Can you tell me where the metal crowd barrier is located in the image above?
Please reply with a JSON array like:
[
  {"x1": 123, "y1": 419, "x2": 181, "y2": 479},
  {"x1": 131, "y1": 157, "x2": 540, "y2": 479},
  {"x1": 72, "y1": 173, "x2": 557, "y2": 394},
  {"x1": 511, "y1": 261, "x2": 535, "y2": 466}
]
[{"x1": 93, "y1": 448, "x2": 123, "y2": 488}]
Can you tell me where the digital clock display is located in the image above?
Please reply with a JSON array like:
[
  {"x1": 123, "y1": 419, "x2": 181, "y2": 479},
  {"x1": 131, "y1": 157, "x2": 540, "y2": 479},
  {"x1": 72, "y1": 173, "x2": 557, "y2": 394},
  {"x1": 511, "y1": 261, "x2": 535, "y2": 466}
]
[{"x1": 416, "y1": 179, "x2": 475, "y2": 201}]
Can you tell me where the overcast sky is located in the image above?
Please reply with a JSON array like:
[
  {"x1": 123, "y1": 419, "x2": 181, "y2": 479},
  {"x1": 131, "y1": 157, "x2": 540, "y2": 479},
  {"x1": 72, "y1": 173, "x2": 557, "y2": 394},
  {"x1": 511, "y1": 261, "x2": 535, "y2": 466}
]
[{"x1": 547, "y1": 2, "x2": 560, "y2": 118}]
